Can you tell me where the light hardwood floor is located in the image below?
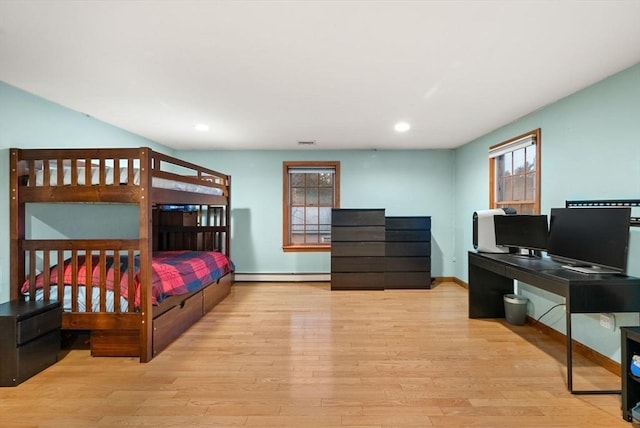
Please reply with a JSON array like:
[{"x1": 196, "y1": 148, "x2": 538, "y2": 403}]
[{"x1": 0, "y1": 282, "x2": 630, "y2": 427}]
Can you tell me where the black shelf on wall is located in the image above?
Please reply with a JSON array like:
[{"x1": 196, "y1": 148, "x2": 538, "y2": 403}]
[{"x1": 566, "y1": 199, "x2": 640, "y2": 227}]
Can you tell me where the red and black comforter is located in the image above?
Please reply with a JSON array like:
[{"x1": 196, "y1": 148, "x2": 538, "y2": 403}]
[{"x1": 22, "y1": 251, "x2": 234, "y2": 307}]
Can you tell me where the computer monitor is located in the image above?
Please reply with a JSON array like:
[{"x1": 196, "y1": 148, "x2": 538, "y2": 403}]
[
  {"x1": 494, "y1": 214, "x2": 548, "y2": 256},
  {"x1": 547, "y1": 207, "x2": 631, "y2": 274}
]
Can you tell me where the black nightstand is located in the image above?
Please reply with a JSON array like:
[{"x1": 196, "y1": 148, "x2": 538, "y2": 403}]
[{"x1": 0, "y1": 300, "x2": 62, "y2": 386}]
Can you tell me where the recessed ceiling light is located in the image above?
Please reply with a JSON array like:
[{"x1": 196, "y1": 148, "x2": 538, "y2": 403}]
[
  {"x1": 194, "y1": 123, "x2": 209, "y2": 132},
  {"x1": 394, "y1": 122, "x2": 411, "y2": 133}
]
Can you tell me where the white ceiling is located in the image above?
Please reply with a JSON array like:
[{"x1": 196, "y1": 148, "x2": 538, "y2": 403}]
[{"x1": 1, "y1": 1, "x2": 639, "y2": 151}]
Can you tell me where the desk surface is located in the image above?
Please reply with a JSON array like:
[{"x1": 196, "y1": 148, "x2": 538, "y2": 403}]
[
  {"x1": 470, "y1": 251, "x2": 637, "y2": 283},
  {"x1": 468, "y1": 251, "x2": 640, "y2": 314}
]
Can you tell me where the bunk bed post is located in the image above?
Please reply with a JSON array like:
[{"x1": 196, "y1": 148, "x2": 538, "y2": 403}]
[
  {"x1": 138, "y1": 148, "x2": 154, "y2": 362},
  {"x1": 9, "y1": 149, "x2": 25, "y2": 302}
]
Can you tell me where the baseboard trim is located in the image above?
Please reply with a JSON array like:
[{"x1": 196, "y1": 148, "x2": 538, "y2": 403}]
[
  {"x1": 239, "y1": 274, "x2": 460, "y2": 287},
  {"x1": 441, "y1": 276, "x2": 468, "y2": 288},
  {"x1": 526, "y1": 316, "x2": 620, "y2": 376},
  {"x1": 237, "y1": 274, "x2": 469, "y2": 288},
  {"x1": 235, "y1": 273, "x2": 330, "y2": 282},
  {"x1": 433, "y1": 276, "x2": 453, "y2": 285}
]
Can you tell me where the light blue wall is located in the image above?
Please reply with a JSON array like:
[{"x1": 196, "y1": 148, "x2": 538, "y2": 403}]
[
  {"x1": 0, "y1": 81, "x2": 171, "y2": 303},
  {"x1": 454, "y1": 63, "x2": 640, "y2": 361},
  {"x1": 176, "y1": 149, "x2": 456, "y2": 277}
]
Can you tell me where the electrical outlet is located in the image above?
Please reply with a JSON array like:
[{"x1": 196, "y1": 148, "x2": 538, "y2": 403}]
[{"x1": 599, "y1": 313, "x2": 615, "y2": 330}]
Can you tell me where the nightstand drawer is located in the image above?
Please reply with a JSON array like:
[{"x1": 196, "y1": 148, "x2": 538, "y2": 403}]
[
  {"x1": 16, "y1": 306, "x2": 63, "y2": 345},
  {"x1": 15, "y1": 329, "x2": 60, "y2": 384}
]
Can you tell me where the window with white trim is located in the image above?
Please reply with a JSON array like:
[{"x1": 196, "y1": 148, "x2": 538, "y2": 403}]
[
  {"x1": 489, "y1": 129, "x2": 541, "y2": 214},
  {"x1": 283, "y1": 161, "x2": 340, "y2": 252}
]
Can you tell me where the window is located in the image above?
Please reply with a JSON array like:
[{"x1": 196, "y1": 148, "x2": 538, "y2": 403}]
[
  {"x1": 283, "y1": 161, "x2": 340, "y2": 252},
  {"x1": 489, "y1": 129, "x2": 541, "y2": 214}
]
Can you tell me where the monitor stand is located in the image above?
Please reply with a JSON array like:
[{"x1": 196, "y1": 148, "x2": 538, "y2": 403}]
[
  {"x1": 562, "y1": 264, "x2": 620, "y2": 274},
  {"x1": 513, "y1": 248, "x2": 542, "y2": 258}
]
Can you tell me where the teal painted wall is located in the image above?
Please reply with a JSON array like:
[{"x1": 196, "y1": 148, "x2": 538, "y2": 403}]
[
  {"x1": 0, "y1": 81, "x2": 170, "y2": 303},
  {"x1": 454, "y1": 63, "x2": 640, "y2": 361},
  {"x1": 176, "y1": 149, "x2": 456, "y2": 277}
]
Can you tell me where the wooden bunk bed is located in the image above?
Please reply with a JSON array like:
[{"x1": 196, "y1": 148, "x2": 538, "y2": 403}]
[{"x1": 9, "y1": 147, "x2": 234, "y2": 362}]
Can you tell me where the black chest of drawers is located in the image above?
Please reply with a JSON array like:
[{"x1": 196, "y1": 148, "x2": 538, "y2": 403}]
[
  {"x1": 385, "y1": 216, "x2": 432, "y2": 289},
  {"x1": 330, "y1": 209, "x2": 432, "y2": 290},
  {"x1": 0, "y1": 300, "x2": 62, "y2": 386},
  {"x1": 331, "y1": 209, "x2": 386, "y2": 290}
]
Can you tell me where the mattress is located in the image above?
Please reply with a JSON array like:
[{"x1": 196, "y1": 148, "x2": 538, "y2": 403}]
[
  {"x1": 32, "y1": 166, "x2": 223, "y2": 195},
  {"x1": 27, "y1": 285, "x2": 130, "y2": 313}
]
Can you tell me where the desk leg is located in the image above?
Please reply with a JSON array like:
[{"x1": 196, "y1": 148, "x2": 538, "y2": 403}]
[
  {"x1": 567, "y1": 311, "x2": 621, "y2": 395},
  {"x1": 567, "y1": 309, "x2": 574, "y2": 392},
  {"x1": 468, "y1": 262, "x2": 513, "y2": 318}
]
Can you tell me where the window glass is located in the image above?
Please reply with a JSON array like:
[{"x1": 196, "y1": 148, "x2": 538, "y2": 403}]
[{"x1": 489, "y1": 130, "x2": 540, "y2": 215}]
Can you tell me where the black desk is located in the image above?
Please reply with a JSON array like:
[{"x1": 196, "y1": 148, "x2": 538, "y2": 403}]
[{"x1": 468, "y1": 251, "x2": 640, "y2": 394}]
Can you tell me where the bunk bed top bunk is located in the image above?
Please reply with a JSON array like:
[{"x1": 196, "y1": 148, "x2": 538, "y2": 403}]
[
  {"x1": 11, "y1": 147, "x2": 229, "y2": 206},
  {"x1": 9, "y1": 147, "x2": 233, "y2": 362}
]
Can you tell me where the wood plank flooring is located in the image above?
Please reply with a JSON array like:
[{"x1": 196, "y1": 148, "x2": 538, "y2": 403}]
[{"x1": 0, "y1": 282, "x2": 630, "y2": 427}]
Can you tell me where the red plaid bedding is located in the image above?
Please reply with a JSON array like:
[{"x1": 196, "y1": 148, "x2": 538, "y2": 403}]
[{"x1": 22, "y1": 251, "x2": 234, "y2": 307}]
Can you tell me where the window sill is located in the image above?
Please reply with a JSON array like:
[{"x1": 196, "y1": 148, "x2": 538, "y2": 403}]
[{"x1": 283, "y1": 244, "x2": 331, "y2": 253}]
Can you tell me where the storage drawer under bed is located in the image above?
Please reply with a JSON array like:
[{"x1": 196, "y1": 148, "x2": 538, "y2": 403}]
[
  {"x1": 203, "y1": 275, "x2": 232, "y2": 313},
  {"x1": 152, "y1": 291, "x2": 203, "y2": 356}
]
